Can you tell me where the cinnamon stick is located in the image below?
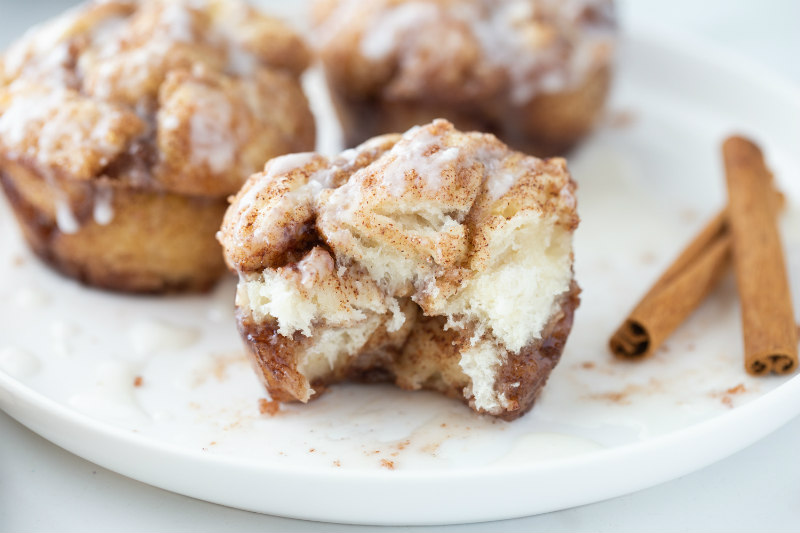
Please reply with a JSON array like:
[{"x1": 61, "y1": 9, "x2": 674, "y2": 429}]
[
  {"x1": 723, "y1": 136, "x2": 797, "y2": 375},
  {"x1": 609, "y1": 149, "x2": 785, "y2": 361},
  {"x1": 609, "y1": 211, "x2": 731, "y2": 359}
]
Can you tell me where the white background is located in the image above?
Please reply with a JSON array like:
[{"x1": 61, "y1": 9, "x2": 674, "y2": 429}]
[{"x1": 2, "y1": 1, "x2": 800, "y2": 531}]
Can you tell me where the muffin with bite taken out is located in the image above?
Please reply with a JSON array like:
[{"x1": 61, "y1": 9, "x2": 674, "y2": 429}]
[{"x1": 219, "y1": 119, "x2": 580, "y2": 420}]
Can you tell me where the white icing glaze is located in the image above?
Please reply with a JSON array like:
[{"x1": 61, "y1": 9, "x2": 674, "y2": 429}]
[
  {"x1": 54, "y1": 198, "x2": 80, "y2": 234},
  {"x1": 234, "y1": 153, "x2": 316, "y2": 217},
  {"x1": 14, "y1": 287, "x2": 50, "y2": 309},
  {"x1": 161, "y1": 114, "x2": 180, "y2": 130},
  {"x1": 379, "y1": 121, "x2": 460, "y2": 196},
  {"x1": 266, "y1": 152, "x2": 321, "y2": 181},
  {"x1": 89, "y1": 15, "x2": 127, "y2": 59},
  {"x1": 473, "y1": 142, "x2": 552, "y2": 202},
  {"x1": 189, "y1": 90, "x2": 235, "y2": 173},
  {"x1": 360, "y1": 2, "x2": 439, "y2": 60},
  {"x1": 32, "y1": 42, "x2": 74, "y2": 88},
  {"x1": 129, "y1": 319, "x2": 200, "y2": 357},
  {"x1": 50, "y1": 320, "x2": 79, "y2": 358},
  {"x1": 0, "y1": 346, "x2": 42, "y2": 379},
  {"x1": 479, "y1": 147, "x2": 529, "y2": 202},
  {"x1": 90, "y1": 41, "x2": 172, "y2": 102},
  {"x1": 92, "y1": 185, "x2": 114, "y2": 226},
  {"x1": 0, "y1": 86, "x2": 65, "y2": 148},
  {"x1": 314, "y1": 0, "x2": 366, "y2": 48},
  {"x1": 485, "y1": 169, "x2": 519, "y2": 201},
  {"x1": 159, "y1": 1, "x2": 196, "y2": 43}
]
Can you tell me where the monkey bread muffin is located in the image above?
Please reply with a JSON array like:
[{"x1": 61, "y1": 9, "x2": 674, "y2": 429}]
[
  {"x1": 312, "y1": 0, "x2": 615, "y2": 156},
  {"x1": 0, "y1": 0, "x2": 315, "y2": 292},
  {"x1": 219, "y1": 120, "x2": 580, "y2": 420}
]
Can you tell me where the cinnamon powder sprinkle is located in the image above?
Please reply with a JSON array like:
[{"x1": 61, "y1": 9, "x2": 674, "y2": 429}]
[
  {"x1": 712, "y1": 383, "x2": 747, "y2": 407},
  {"x1": 133, "y1": 376, "x2": 143, "y2": 387},
  {"x1": 679, "y1": 208, "x2": 699, "y2": 224},
  {"x1": 605, "y1": 109, "x2": 636, "y2": 129},
  {"x1": 726, "y1": 383, "x2": 746, "y2": 395},
  {"x1": 380, "y1": 459, "x2": 395, "y2": 470},
  {"x1": 640, "y1": 251, "x2": 657, "y2": 265},
  {"x1": 258, "y1": 398, "x2": 280, "y2": 416},
  {"x1": 594, "y1": 391, "x2": 630, "y2": 404}
]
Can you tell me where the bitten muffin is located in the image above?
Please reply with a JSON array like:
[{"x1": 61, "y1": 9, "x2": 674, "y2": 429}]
[
  {"x1": 312, "y1": 0, "x2": 615, "y2": 156},
  {"x1": 0, "y1": 0, "x2": 315, "y2": 292},
  {"x1": 219, "y1": 120, "x2": 580, "y2": 420}
]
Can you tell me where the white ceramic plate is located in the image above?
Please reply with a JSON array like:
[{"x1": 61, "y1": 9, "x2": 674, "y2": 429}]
[{"x1": 2, "y1": 29, "x2": 800, "y2": 526}]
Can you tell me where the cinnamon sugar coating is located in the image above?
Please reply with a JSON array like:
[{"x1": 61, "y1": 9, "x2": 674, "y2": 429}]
[
  {"x1": 0, "y1": 0, "x2": 315, "y2": 292},
  {"x1": 220, "y1": 120, "x2": 580, "y2": 418}
]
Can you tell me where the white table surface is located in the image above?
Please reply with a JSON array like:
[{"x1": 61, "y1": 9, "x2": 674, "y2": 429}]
[{"x1": 2, "y1": 1, "x2": 800, "y2": 531}]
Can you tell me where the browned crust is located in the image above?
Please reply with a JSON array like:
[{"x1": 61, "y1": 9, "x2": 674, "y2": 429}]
[
  {"x1": 1, "y1": 158, "x2": 227, "y2": 293},
  {"x1": 394, "y1": 281, "x2": 580, "y2": 420},
  {"x1": 328, "y1": 66, "x2": 611, "y2": 156},
  {"x1": 492, "y1": 281, "x2": 580, "y2": 420},
  {"x1": 236, "y1": 282, "x2": 580, "y2": 419},
  {"x1": 238, "y1": 315, "x2": 311, "y2": 403},
  {"x1": 238, "y1": 298, "x2": 419, "y2": 402}
]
